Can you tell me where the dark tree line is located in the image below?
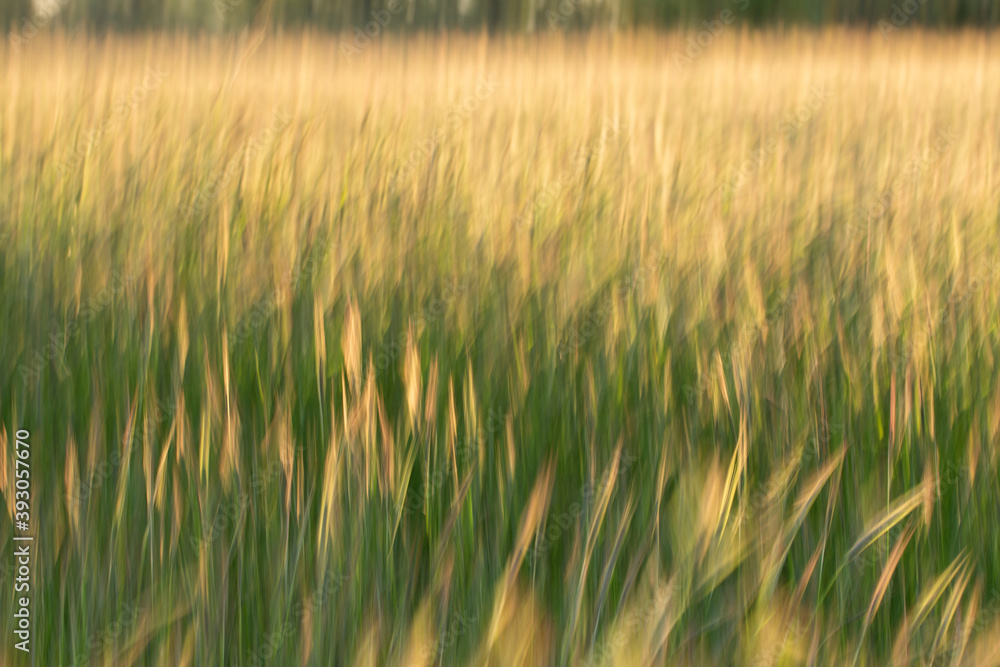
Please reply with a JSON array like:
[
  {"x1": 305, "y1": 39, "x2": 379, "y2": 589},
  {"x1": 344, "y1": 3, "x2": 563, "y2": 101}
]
[{"x1": 2, "y1": 0, "x2": 997, "y2": 34}]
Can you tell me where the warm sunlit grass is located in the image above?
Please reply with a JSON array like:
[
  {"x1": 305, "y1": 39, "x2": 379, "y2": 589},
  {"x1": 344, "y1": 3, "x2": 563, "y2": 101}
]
[{"x1": 2, "y1": 27, "x2": 1000, "y2": 666}]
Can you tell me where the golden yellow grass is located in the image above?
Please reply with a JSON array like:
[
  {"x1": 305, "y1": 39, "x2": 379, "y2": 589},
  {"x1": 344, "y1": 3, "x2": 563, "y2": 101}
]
[{"x1": 2, "y1": 27, "x2": 1000, "y2": 666}]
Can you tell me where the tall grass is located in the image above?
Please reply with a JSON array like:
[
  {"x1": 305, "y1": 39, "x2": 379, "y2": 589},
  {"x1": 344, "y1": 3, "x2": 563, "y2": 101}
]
[{"x1": 2, "y1": 27, "x2": 1000, "y2": 666}]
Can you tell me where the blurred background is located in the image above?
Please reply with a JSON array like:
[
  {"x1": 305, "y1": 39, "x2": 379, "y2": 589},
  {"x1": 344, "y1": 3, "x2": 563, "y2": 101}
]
[{"x1": 1, "y1": 0, "x2": 998, "y2": 33}]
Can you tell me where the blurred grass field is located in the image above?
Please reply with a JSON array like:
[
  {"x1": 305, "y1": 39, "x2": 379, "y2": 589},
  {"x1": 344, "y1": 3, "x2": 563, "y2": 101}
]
[{"x1": 2, "y1": 27, "x2": 1000, "y2": 666}]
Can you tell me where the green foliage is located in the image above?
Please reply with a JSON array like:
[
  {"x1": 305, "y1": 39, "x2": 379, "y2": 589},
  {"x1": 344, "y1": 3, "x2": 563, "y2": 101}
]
[{"x1": 2, "y1": 29, "x2": 1000, "y2": 667}]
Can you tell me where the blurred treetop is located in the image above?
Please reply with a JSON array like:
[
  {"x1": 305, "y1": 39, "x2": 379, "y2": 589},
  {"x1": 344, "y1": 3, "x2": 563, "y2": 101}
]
[{"x1": 2, "y1": 0, "x2": 997, "y2": 33}]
